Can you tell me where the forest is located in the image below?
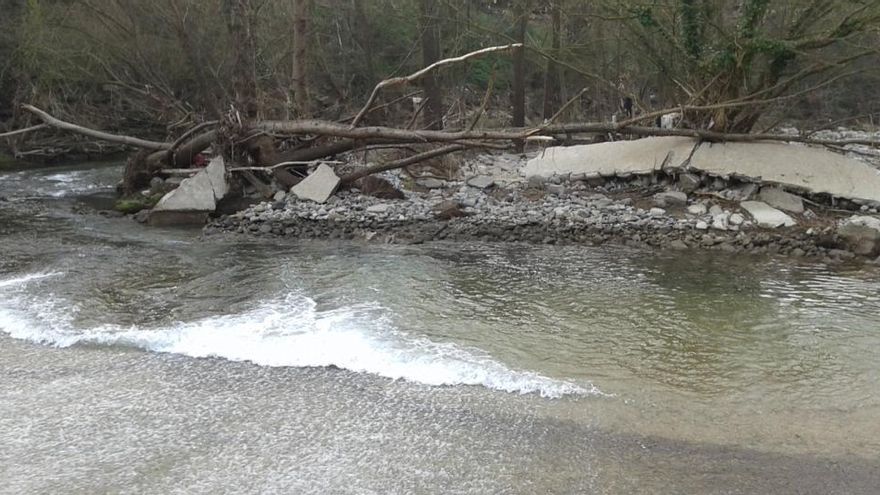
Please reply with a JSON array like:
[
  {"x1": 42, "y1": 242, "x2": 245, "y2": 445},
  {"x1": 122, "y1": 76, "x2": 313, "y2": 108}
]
[{"x1": 1, "y1": 0, "x2": 879, "y2": 165}]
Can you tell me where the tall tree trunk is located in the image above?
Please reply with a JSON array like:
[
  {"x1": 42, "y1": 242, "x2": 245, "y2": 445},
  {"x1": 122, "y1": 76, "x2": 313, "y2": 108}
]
[
  {"x1": 292, "y1": 0, "x2": 310, "y2": 117},
  {"x1": 224, "y1": 0, "x2": 259, "y2": 118},
  {"x1": 352, "y1": 0, "x2": 376, "y2": 86},
  {"x1": 419, "y1": 0, "x2": 444, "y2": 130},
  {"x1": 542, "y1": 0, "x2": 561, "y2": 120},
  {"x1": 512, "y1": 0, "x2": 528, "y2": 150}
]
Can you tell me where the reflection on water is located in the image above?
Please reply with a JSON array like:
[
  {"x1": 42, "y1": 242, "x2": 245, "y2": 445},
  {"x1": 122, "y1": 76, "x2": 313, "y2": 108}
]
[{"x1": 1, "y1": 162, "x2": 879, "y2": 493}]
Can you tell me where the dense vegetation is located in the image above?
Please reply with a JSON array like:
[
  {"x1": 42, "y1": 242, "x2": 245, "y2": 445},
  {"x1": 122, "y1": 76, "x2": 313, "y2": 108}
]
[{"x1": 1, "y1": 0, "x2": 879, "y2": 159}]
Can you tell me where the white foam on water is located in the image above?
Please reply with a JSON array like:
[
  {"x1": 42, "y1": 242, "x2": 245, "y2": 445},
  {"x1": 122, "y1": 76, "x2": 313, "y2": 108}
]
[
  {"x1": 0, "y1": 271, "x2": 64, "y2": 288},
  {"x1": 0, "y1": 273, "x2": 597, "y2": 399}
]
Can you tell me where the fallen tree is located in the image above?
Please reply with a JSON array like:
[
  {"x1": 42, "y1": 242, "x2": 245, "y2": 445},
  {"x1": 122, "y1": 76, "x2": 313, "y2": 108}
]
[{"x1": 8, "y1": 42, "x2": 880, "y2": 206}]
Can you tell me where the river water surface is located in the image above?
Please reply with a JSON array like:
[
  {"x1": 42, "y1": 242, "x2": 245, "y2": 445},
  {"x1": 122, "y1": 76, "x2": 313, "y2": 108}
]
[{"x1": 0, "y1": 162, "x2": 878, "y2": 494}]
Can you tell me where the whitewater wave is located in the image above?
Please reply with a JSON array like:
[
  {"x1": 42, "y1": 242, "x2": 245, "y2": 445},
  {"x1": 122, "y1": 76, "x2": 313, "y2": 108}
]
[{"x1": 0, "y1": 272, "x2": 596, "y2": 398}]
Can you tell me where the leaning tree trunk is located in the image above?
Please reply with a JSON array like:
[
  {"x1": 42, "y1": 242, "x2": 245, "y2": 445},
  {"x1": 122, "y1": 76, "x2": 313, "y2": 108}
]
[
  {"x1": 419, "y1": 0, "x2": 444, "y2": 130},
  {"x1": 224, "y1": 0, "x2": 259, "y2": 118}
]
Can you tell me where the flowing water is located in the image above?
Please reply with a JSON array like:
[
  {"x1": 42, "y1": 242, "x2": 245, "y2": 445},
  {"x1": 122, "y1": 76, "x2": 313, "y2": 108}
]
[{"x1": 1, "y1": 162, "x2": 878, "y2": 494}]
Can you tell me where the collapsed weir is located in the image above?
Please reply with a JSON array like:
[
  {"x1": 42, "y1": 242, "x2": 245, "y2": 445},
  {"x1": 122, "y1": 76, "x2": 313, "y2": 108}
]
[{"x1": 203, "y1": 135, "x2": 880, "y2": 264}]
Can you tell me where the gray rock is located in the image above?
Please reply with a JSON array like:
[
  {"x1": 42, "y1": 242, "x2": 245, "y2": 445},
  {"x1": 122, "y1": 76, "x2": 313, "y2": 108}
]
[
  {"x1": 837, "y1": 215, "x2": 880, "y2": 256},
  {"x1": 711, "y1": 212, "x2": 730, "y2": 231},
  {"x1": 741, "y1": 201, "x2": 797, "y2": 228},
  {"x1": 527, "y1": 175, "x2": 545, "y2": 189},
  {"x1": 669, "y1": 239, "x2": 689, "y2": 250},
  {"x1": 653, "y1": 191, "x2": 687, "y2": 207},
  {"x1": 417, "y1": 178, "x2": 446, "y2": 189},
  {"x1": 649, "y1": 207, "x2": 666, "y2": 217},
  {"x1": 467, "y1": 175, "x2": 495, "y2": 189},
  {"x1": 724, "y1": 183, "x2": 759, "y2": 201},
  {"x1": 133, "y1": 209, "x2": 150, "y2": 224},
  {"x1": 687, "y1": 203, "x2": 707, "y2": 215},
  {"x1": 432, "y1": 200, "x2": 467, "y2": 220},
  {"x1": 729, "y1": 213, "x2": 745, "y2": 226},
  {"x1": 292, "y1": 164, "x2": 340, "y2": 204},
  {"x1": 678, "y1": 173, "x2": 701, "y2": 193},
  {"x1": 273, "y1": 191, "x2": 286, "y2": 202},
  {"x1": 545, "y1": 184, "x2": 565, "y2": 196},
  {"x1": 149, "y1": 177, "x2": 166, "y2": 194},
  {"x1": 367, "y1": 204, "x2": 391, "y2": 214},
  {"x1": 709, "y1": 204, "x2": 724, "y2": 216},
  {"x1": 695, "y1": 221, "x2": 709, "y2": 230},
  {"x1": 758, "y1": 187, "x2": 805, "y2": 213}
]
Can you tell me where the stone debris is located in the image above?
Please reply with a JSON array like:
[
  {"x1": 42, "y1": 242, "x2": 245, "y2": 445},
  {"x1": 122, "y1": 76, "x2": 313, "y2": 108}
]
[
  {"x1": 466, "y1": 175, "x2": 495, "y2": 189},
  {"x1": 292, "y1": 163, "x2": 340, "y2": 204},
  {"x1": 758, "y1": 187, "x2": 805, "y2": 214},
  {"x1": 203, "y1": 148, "x2": 880, "y2": 263},
  {"x1": 678, "y1": 173, "x2": 701, "y2": 193},
  {"x1": 687, "y1": 203, "x2": 708, "y2": 216},
  {"x1": 653, "y1": 191, "x2": 687, "y2": 207},
  {"x1": 741, "y1": 201, "x2": 797, "y2": 228},
  {"x1": 149, "y1": 156, "x2": 228, "y2": 226},
  {"x1": 416, "y1": 178, "x2": 445, "y2": 189}
]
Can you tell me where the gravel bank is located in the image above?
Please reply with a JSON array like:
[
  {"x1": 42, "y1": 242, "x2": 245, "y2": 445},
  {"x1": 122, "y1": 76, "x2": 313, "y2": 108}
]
[{"x1": 205, "y1": 153, "x2": 877, "y2": 264}]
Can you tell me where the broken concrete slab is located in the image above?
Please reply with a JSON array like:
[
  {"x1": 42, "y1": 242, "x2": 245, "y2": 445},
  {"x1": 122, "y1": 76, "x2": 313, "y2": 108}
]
[
  {"x1": 152, "y1": 167, "x2": 217, "y2": 213},
  {"x1": 758, "y1": 187, "x2": 804, "y2": 213},
  {"x1": 522, "y1": 137, "x2": 696, "y2": 178},
  {"x1": 524, "y1": 138, "x2": 880, "y2": 205},
  {"x1": 148, "y1": 156, "x2": 230, "y2": 226},
  {"x1": 292, "y1": 164, "x2": 340, "y2": 203},
  {"x1": 741, "y1": 201, "x2": 796, "y2": 228},
  {"x1": 690, "y1": 141, "x2": 880, "y2": 204},
  {"x1": 205, "y1": 156, "x2": 228, "y2": 201},
  {"x1": 837, "y1": 215, "x2": 880, "y2": 256}
]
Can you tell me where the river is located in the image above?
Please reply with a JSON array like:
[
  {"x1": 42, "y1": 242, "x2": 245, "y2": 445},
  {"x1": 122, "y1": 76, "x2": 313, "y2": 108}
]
[{"x1": 1, "y1": 162, "x2": 878, "y2": 494}]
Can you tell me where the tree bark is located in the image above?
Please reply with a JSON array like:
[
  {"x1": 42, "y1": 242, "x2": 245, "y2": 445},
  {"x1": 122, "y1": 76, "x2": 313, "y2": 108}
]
[
  {"x1": 542, "y1": 1, "x2": 562, "y2": 120},
  {"x1": 352, "y1": 0, "x2": 376, "y2": 87},
  {"x1": 419, "y1": 0, "x2": 444, "y2": 130},
  {"x1": 512, "y1": 0, "x2": 528, "y2": 150},
  {"x1": 224, "y1": 0, "x2": 259, "y2": 117},
  {"x1": 292, "y1": 0, "x2": 310, "y2": 117}
]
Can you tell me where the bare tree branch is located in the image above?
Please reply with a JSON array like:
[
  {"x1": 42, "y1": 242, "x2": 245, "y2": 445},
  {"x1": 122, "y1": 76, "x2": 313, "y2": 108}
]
[{"x1": 350, "y1": 43, "x2": 522, "y2": 127}]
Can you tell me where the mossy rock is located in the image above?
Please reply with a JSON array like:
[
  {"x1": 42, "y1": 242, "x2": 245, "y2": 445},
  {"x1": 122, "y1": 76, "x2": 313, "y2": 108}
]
[{"x1": 114, "y1": 193, "x2": 164, "y2": 214}]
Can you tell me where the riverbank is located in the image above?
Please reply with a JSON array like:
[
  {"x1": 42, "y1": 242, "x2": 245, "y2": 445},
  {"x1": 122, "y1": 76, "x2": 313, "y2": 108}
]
[{"x1": 205, "y1": 154, "x2": 879, "y2": 264}]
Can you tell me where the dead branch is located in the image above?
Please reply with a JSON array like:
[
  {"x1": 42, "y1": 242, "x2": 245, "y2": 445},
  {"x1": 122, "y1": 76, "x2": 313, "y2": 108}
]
[
  {"x1": 228, "y1": 160, "x2": 343, "y2": 172},
  {"x1": 256, "y1": 119, "x2": 880, "y2": 147},
  {"x1": 22, "y1": 104, "x2": 169, "y2": 150},
  {"x1": 341, "y1": 144, "x2": 467, "y2": 184},
  {"x1": 545, "y1": 87, "x2": 588, "y2": 126},
  {"x1": 0, "y1": 124, "x2": 48, "y2": 139},
  {"x1": 351, "y1": 43, "x2": 522, "y2": 127}
]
